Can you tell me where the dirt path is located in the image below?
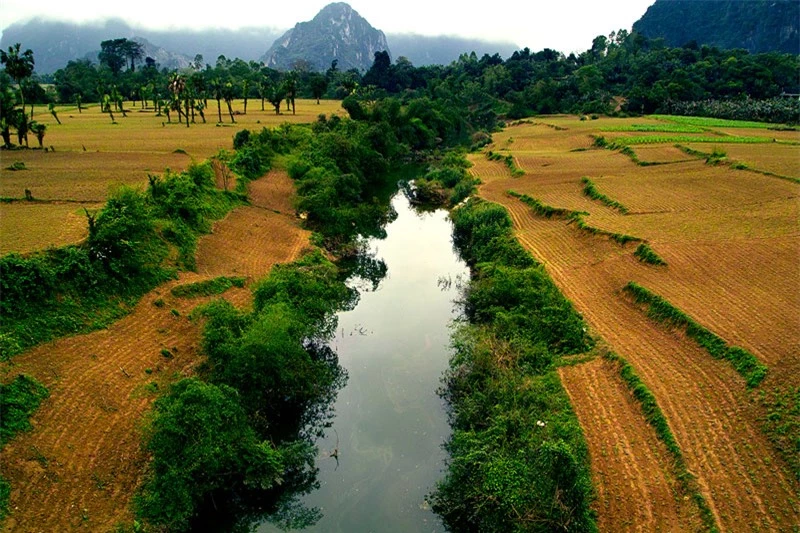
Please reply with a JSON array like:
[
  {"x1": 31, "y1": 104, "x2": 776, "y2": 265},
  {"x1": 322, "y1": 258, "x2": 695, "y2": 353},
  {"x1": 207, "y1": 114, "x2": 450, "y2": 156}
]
[
  {"x1": 560, "y1": 358, "x2": 701, "y2": 532},
  {"x1": 0, "y1": 170, "x2": 309, "y2": 531}
]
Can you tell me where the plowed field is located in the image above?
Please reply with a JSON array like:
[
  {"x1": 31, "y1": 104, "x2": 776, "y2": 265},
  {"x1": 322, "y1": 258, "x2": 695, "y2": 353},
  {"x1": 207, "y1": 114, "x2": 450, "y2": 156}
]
[
  {"x1": 0, "y1": 170, "x2": 309, "y2": 531},
  {"x1": 474, "y1": 117, "x2": 800, "y2": 531},
  {"x1": 560, "y1": 358, "x2": 701, "y2": 532}
]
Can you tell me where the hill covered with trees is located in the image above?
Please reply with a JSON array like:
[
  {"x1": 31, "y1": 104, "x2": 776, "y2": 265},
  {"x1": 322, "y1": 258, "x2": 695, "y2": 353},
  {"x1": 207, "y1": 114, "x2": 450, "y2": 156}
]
[{"x1": 634, "y1": 0, "x2": 799, "y2": 54}]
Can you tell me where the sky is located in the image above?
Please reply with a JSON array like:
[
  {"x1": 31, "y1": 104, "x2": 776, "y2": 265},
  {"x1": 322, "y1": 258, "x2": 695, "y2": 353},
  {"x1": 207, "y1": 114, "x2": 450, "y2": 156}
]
[{"x1": 0, "y1": 0, "x2": 657, "y2": 54}]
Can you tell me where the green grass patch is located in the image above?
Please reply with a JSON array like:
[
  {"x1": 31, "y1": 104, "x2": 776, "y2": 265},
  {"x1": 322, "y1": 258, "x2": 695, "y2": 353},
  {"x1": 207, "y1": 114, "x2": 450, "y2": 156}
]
[
  {"x1": 581, "y1": 177, "x2": 629, "y2": 213},
  {"x1": 603, "y1": 352, "x2": 719, "y2": 532},
  {"x1": 170, "y1": 276, "x2": 246, "y2": 298},
  {"x1": 633, "y1": 243, "x2": 667, "y2": 266},
  {"x1": 0, "y1": 374, "x2": 49, "y2": 445},
  {"x1": 4, "y1": 161, "x2": 27, "y2": 171},
  {"x1": 487, "y1": 150, "x2": 525, "y2": 177},
  {"x1": 623, "y1": 282, "x2": 767, "y2": 387},
  {"x1": 509, "y1": 190, "x2": 642, "y2": 245},
  {"x1": 757, "y1": 385, "x2": 800, "y2": 483}
]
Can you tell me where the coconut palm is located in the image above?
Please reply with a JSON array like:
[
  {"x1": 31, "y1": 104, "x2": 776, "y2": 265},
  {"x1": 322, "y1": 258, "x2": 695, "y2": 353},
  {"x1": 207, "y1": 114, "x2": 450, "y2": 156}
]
[
  {"x1": 31, "y1": 122, "x2": 46, "y2": 148},
  {"x1": 1, "y1": 44, "x2": 35, "y2": 116}
]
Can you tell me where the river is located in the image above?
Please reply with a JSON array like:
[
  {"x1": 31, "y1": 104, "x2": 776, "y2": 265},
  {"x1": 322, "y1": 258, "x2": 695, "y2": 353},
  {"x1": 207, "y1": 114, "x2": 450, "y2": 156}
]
[{"x1": 259, "y1": 193, "x2": 467, "y2": 532}]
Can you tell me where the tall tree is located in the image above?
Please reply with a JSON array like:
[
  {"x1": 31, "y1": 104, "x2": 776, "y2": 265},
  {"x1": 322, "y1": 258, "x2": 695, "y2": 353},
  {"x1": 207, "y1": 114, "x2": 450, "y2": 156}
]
[
  {"x1": 99, "y1": 39, "x2": 128, "y2": 76},
  {"x1": 123, "y1": 40, "x2": 144, "y2": 72},
  {"x1": 0, "y1": 43, "x2": 35, "y2": 116}
]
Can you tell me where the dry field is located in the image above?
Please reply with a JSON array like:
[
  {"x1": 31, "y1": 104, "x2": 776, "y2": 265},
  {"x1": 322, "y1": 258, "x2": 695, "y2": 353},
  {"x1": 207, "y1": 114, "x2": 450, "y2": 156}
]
[
  {"x1": 474, "y1": 116, "x2": 800, "y2": 531},
  {"x1": 0, "y1": 99, "x2": 342, "y2": 253},
  {"x1": 0, "y1": 112, "x2": 311, "y2": 530}
]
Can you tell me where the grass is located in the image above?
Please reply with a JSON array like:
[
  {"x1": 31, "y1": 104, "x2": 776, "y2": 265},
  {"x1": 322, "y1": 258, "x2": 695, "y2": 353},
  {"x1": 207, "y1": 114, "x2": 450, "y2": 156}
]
[
  {"x1": 581, "y1": 177, "x2": 629, "y2": 213},
  {"x1": 509, "y1": 190, "x2": 642, "y2": 245},
  {"x1": 623, "y1": 282, "x2": 767, "y2": 387},
  {"x1": 603, "y1": 351, "x2": 720, "y2": 533},
  {"x1": 170, "y1": 276, "x2": 246, "y2": 298},
  {"x1": 757, "y1": 385, "x2": 800, "y2": 483},
  {"x1": 486, "y1": 150, "x2": 525, "y2": 177},
  {"x1": 633, "y1": 243, "x2": 667, "y2": 266}
]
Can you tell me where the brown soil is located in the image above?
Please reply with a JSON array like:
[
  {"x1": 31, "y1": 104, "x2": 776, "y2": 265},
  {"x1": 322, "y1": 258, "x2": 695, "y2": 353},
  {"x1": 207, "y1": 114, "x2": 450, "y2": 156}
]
[
  {"x1": 560, "y1": 358, "x2": 701, "y2": 532},
  {"x1": 0, "y1": 170, "x2": 309, "y2": 531}
]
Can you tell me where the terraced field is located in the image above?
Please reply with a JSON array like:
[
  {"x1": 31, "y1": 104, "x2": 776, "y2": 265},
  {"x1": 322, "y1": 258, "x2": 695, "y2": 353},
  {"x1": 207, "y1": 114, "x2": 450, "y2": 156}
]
[{"x1": 473, "y1": 116, "x2": 800, "y2": 531}]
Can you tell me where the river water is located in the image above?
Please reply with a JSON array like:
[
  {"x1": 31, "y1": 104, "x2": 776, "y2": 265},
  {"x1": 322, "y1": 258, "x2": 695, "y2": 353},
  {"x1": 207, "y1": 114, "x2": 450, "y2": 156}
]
[{"x1": 259, "y1": 193, "x2": 467, "y2": 532}]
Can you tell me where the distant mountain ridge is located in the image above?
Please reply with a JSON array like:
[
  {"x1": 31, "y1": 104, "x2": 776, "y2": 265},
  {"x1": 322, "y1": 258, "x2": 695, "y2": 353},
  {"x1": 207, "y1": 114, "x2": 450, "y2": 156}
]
[
  {"x1": 1, "y1": 15, "x2": 519, "y2": 74},
  {"x1": 633, "y1": 0, "x2": 799, "y2": 54},
  {"x1": 261, "y1": 3, "x2": 389, "y2": 71}
]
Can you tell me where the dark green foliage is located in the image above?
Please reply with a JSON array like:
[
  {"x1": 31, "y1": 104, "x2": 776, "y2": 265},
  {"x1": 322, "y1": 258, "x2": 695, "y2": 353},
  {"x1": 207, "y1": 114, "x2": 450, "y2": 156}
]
[
  {"x1": 0, "y1": 476, "x2": 9, "y2": 521},
  {"x1": 139, "y1": 251, "x2": 351, "y2": 530},
  {"x1": 624, "y1": 282, "x2": 767, "y2": 387},
  {"x1": 581, "y1": 177, "x2": 629, "y2": 213},
  {"x1": 170, "y1": 276, "x2": 246, "y2": 298},
  {"x1": 633, "y1": 243, "x2": 667, "y2": 266},
  {"x1": 405, "y1": 151, "x2": 479, "y2": 207},
  {"x1": 0, "y1": 374, "x2": 49, "y2": 445},
  {"x1": 433, "y1": 199, "x2": 595, "y2": 531},
  {"x1": 603, "y1": 352, "x2": 720, "y2": 532},
  {"x1": 137, "y1": 378, "x2": 285, "y2": 532}
]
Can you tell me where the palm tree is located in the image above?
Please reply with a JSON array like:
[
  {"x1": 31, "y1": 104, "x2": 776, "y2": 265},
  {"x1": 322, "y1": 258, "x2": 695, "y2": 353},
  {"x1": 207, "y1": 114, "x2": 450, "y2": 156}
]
[
  {"x1": 31, "y1": 122, "x2": 46, "y2": 148},
  {"x1": 168, "y1": 73, "x2": 189, "y2": 128},
  {"x1": 210, "y1": 78, "x2": 223, "y2": 123},
  {"x1": 242, "y1": 79, "x2": 250, "y2": 114},
  {"x1": 0, "y1": 43, "x2": 35, "y2": 116},
  {"x1": 222, "y1": 82, "x2": 235, "y2": 123},
  {"x1": 48, "y1": 103, "x2": 61, "y2": 125}
]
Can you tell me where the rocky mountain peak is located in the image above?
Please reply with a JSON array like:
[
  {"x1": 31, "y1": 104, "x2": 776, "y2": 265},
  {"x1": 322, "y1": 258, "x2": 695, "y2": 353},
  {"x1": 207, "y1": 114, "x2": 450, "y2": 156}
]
[{"x1": 261, "y1": 2, "x2": 390, "y2": 72}]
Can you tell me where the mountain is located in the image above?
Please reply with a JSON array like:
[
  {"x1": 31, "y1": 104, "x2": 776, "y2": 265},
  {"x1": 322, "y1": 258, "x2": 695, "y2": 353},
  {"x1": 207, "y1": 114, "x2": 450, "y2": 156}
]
[
  {"x1": 388, "y1": 34, "x2": 518, "y2": 66},
  {"x1": 633, "y1": 0, "x2": 799, "y2": 54},
  {"x1": 0, "y1": 18, "x2": 283, "y2": 74},
  {"x1": 261, "y1": 3, "x2": 389, "y2": 72},
  {"x1": 1, "y1": 14, "x2": 518, "y2": 75}
]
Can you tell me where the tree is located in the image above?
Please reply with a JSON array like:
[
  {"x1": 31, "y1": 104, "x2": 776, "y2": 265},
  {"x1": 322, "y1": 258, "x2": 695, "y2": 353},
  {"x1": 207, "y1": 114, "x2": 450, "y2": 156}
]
[
  {"x1": 242, "y1": 78, "x2": 249, "y2": 114},
  {"x1": 99, "y1": 39, "x2": 128, "y2": 76},
  {"x1": 48, "y1": 103, "x2": 61, "y2": 125},
  {"x1": 1, "y1": 43, "x2": 35, "y2": 116},
  {"x1": 122, "y1": 40, "x2": 144, "y2": 72},
  {"x1": 222, "y1": 82, "x2": 236, "y2": 123},
  {"x1": 210, "y1": 78, "x2": 223, "y2": 123},
  {"x1": 309, "y1": 73, "x2": 328, "y2": 104},
  {"x1": 31, "y1": 122, "x2": 46, "y2": 148}
]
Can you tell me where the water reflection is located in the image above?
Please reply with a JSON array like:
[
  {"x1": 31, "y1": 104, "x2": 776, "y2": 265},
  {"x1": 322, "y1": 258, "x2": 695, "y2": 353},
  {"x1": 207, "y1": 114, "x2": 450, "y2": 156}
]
[{"x1": 259, "y1": 194, "x2": 468, "y2": 532}]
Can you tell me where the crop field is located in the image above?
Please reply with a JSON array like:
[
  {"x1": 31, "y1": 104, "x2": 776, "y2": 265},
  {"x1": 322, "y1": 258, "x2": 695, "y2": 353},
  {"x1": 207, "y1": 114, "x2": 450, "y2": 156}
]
[
  {"x1": 0, "y1": 99, "x2": 342, "y2": 253},
  {"x1": 0, "y1": 102, "x2": 312, "y2": 529},
  {"x1": 473, "y1": 116, "x2": 800, "y2": 531}
]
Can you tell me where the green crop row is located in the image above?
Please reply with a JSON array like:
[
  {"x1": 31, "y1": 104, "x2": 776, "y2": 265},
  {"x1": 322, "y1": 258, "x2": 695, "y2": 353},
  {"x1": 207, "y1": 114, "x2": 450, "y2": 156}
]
[
  {"x1": 581, "y1": 177, "x2": 629, "y2": 213},
  {"x1": 612, "y1": 135, "x2": 771, "y2": 146},
  {"x1": 633, "y1": 243, "x2": 667, "y2": 266},
  {"x1": 623, "y1": 282, "x2": 767, "y2": 387},
  {"x1": 487, "y1": 150, "x2": 525, "y2": 177},
  {"x1": 509, "y1": 191, "x2": 642, "y2": 245}
]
